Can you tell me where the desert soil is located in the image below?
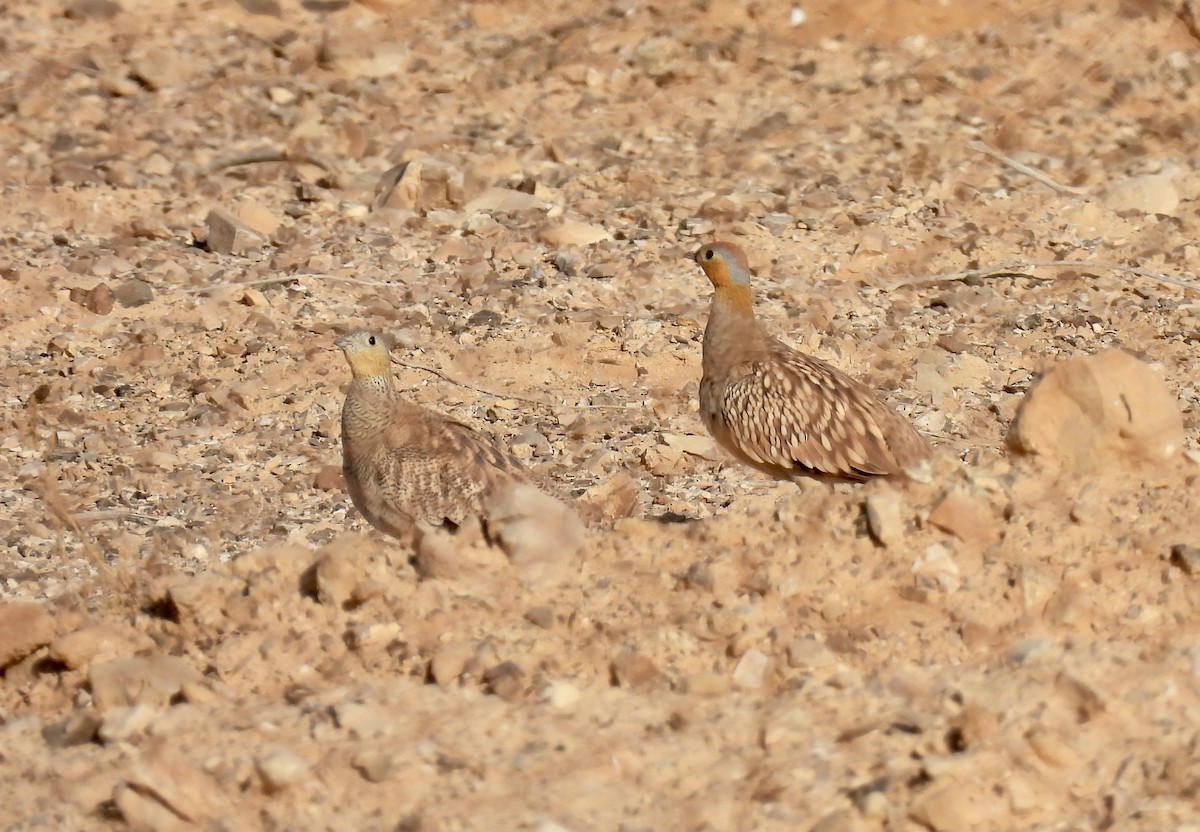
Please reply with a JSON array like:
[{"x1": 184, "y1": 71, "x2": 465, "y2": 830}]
[{"x1": 2, "y1": 0, "x2": 1200, "y2": 830}]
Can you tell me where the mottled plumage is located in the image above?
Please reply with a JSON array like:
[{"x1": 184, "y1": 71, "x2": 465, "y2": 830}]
[
  {"x1": 693, "y1": 241, "x2": 930, "y2": 482},
  {"x1": 336, "y1": 331, "x2": 530, "y2": 540}
]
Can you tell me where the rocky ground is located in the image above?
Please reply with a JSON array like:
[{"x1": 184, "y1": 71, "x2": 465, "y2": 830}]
[{"x1": 2, "y1": 0, "x2": 1200, "y2": 829}]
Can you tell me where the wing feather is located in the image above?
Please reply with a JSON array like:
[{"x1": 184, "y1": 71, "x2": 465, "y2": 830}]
[{"x1": 716, "y1": 345, "x2": 922, "y2": 480}]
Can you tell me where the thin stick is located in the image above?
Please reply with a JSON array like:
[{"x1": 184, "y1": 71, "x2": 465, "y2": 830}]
[
  {"x1": 391, "y1": 358, "x2": 550, "y2": 406},
  {"x1": 968, "y1": 141, "x2": 1089, "y2": 196},
  {"x1": 175, "y1": 270, "x2": 464, "y2": 294},
  {"x1": 204, "y1": 148, "x2": 337, "y2": 177},
  {"x1": 70, "y1": 510, "x2": 162, "y2": 525},
  {"x1": 890, "y1": 259, "x2": 1200, "y2": 293}
]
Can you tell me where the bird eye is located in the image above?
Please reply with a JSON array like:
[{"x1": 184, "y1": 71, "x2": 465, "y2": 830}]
[
  {"x1": 704, "y1": 249, "x2": 714, "y2": 260},
  {"x1": 368, "y1": 335, "x2": 376, "y2": 346}
]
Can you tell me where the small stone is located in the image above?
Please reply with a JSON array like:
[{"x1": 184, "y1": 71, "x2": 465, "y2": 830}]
[
  {"x1": 167, "y1": 573, "x2": 245, "y2": 632},
  {"x1": 785, "y1": 637, "x2": 835, "y2": 669},
  {"x1": 543, "y1": 679, "x2": 581, "y2": 709},
  {"x1": 204, "y1": 208, "x2": 264, "y2": 256},
  {"x1": 98, "y1": 703, "x2": 156, "y2": 743},
  {"x1": 912, "y1": 543, "x2": 961, "y2": 593},
  {"x1": 468, "y1": 309, "x2": 503, "y2": 328},
  {"x1": 0, "y1": 602, "x2": 55, "y2": 669},
  {"x1": 430, "y1": 642, "x2": 473, "y2": 687},
  {"x1": 1170, "y1": 544, "x2": 1200, "y2": 575},
  {"x1": 240, "y1": 288, "x2": 270, "y2": 308},
  {"x1": 65, "y1": 0, "x2": 122, "y2": 19},
  {"x1": 42, "y1": 710, "x2": 102, "y2": 748},
  {"x1": 70, "y1": 283, "x2": 114, "y2": 314},
  {"x1": 314, "y1": 547, "x2": 361, "y2": 608},
  {"x1": 584, "y1": 262, "x2": 619, "y2": 279},
  {"x1": 353, "y1": 750, "x2": 400, "y2": 783},
  {"x1": 909, "y1": 777, "x2": 1006, "y2": 830},
  {"x1": 660, "y1": 432, "x2": 721, "y2": 460},
  {"x1": 927, "y1": 489, "x2": 999, "y2": 549},
  {"x1": 256, "y1": 750, "x2": 311, "y2": 792},
  {"x1": 267, "y1": 86, "x2": 296, "y2": 106},
  {"x1": 611, "y1": 652, "x2": 663, "y2": 692},
  {"x1": 732, "y1": 648, "x2": 771, "y2": 689},
  {"x1": 864, "y1": 490, "x2": 904, "y2": 547},
  {"x1": 538, "y1": 219, "x2": 612, "y2": 247},
  {"x1": 464, "y1": 187, "x2": 547, "y2": 214},
  {"x1": 334, "y1": 703, "x2": 393, "y2": 739},
  {"x1": 483, "y1": 661, "x2": 526, "y2": 702},
  {"x1": 112, "y1": 278, "x2": 154, "y2": 308},
  {"x1": 525, "y1": 606, "x2": 555, "y2": 629},
  {"x1": 237, "y1": 201, "x2": 281, "y2": 236}
]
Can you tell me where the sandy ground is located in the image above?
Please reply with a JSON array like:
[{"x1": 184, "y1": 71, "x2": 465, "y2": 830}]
[{"x1": 2, "y1": 0, "x2": 1200, "y2": 829}]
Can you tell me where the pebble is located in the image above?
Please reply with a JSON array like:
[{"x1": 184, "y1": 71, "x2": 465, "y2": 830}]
[
  {"x1": 785, "y1": 637, "x2": 835, "y2": 669},
  {"x1": 313, "y1": 546, "x2": 361, "y2": 608},
  {"x1": 912, "y1": 543, "x2": 961, "y2": 593},
  {"x1": 732, "y1": 649, "x2": 772, "y2": 689},
  {"x1": 204, "y1": 208, "x2": 263, "y2": 256},
  {"x1": 538, "y1": 219, "x2": 612, "y2": 247},
  {"x1": 256, "y1": 750, "x2": 311, "y2": 792},
  {"x1": 927, "y1": 489, "x2": 999, "y2": 549},
  {"x1": 68, "y1": 283, "x2": 114, "y2": 314},
  {"x1": 1170, "y1": 544, "x2": 1200, "y2": 575},
  {"x1": 864, "y1": 490, "x2": 904, "y2": 547},
  {"x1": 611, "y1": 652, "x2": 663, "y2": 691},
  {"x1": 352, "y1": 750, "x2": 401, "y2": 783},
  {"x1": 112, "y1": 277, "x2": 154, "y2": 307},
  {"x1": 430, "y1": 641, "x2": 474, "y2": 687},
  {"x1": 0, "y1": 602, "x2": 55, "y2": 669},
  {"x1": 542, "y1": 680, "x2": 581, "y2": 709},
  {"x1": 98, "y1": 703, "x2": 157, "y2": 743}
]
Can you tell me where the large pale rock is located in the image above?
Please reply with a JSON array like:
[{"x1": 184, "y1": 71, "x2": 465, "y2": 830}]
[
  {"x1": 114, "y1": 741, "x2": 233, "y2": 831},
  {"x1": 484, "y1": 483, "x2": 584, "y2": 580},
  {"x1": 48, "y1": 624, "x2": 155, "y2": 672},
  {"x1": 89, "y1": 655, "x2": 205, "y2": 712},
  {"x1": 1007, "y1": 349, "x2": 1184, "y2": 471}
]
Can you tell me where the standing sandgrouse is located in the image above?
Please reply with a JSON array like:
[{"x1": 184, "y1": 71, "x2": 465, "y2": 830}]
[
  {"x1": 691, "y1": 241, "x2": 931, "y2": 482},
  {"x1": 336, "y1": 331, "x2": 532, "y2": 542}
]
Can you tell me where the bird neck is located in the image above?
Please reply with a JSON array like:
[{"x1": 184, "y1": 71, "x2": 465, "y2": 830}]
[
  {"x1": 349, "y1": 374, "x2": 396, "y2": 396},
  {"x1": 712, "y1": 283, "x2": 753, "y2": 315},
  {"x1": 704, "y1": 286, "x2": 765, "y2": 375}
]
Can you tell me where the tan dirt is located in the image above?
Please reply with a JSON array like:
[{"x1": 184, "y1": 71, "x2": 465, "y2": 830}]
[{"x1": 2, "y1": 0, "x2": 1200, "y2": 830}]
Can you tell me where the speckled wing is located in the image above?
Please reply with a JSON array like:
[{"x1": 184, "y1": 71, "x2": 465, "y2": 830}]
[
  {"x1": 373, "y1": 412, "x2": 529, "y2": 528},
  {"x1": 715, "y1": 345, "x2": 925, "y2": 481}
]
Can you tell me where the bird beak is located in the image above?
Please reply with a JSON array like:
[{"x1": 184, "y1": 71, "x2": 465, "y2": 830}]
[{"x1": 335, "y1": 335, "x2": 350, "y2": 350}]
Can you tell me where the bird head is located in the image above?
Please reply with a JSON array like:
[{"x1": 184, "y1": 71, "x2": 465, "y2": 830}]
[
  {"x1": 336, "y1": 331, "x2": 393, "y2": 381},
  {"x1": 693, "y1": 242, "x2": 752, "y2": 289}
]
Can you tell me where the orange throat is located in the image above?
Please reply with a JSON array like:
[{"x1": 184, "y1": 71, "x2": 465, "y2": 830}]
[{"x1": 712, "y1": 284, "x2": 754, "y2": 316}]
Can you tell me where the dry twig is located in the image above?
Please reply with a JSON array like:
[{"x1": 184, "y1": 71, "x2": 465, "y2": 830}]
[
  {"x1": 889, "y1": 259, "x2": 1200, "y2": 293},
  {"x1": 968, "y1": 141, "x2": 1089, "y2": 196}
]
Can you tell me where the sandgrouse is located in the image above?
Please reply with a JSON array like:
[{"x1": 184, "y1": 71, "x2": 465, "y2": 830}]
[
  {"x1": 336, "y1": 331, "x2": 532, "y2": 542},
  {"x1": 692, "y1": 241, "x2": 931, "y2": 482}
]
